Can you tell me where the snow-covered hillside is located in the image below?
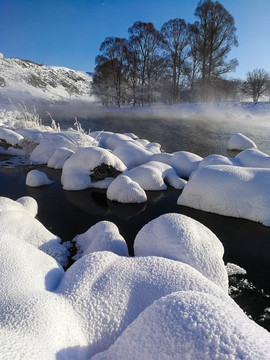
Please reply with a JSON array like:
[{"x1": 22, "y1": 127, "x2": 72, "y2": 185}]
[{"x1": 0, "y1": 57, "x2": 95, "y2": 103}]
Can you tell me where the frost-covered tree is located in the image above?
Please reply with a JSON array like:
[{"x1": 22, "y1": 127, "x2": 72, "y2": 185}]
[
  {"x1": 190, "y1": 0, "x2": 238, "y2": 101},
  {"x1": 241, "y1": 69, "x2": 270, "y2": 102},
  {"x1": 160, "y1": 18, "x2": 190, "y2": 103}
]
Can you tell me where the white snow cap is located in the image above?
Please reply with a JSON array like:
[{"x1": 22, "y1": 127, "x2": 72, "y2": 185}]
[
  {"x1": 107, "y1": 175, "x2": 147, "y2": 203},
  {"x1": 236, "y1": 148, "x2": 270, "y2": 168},
  {"x1": 0, "y1": 196, "x2": 69, "y2": 266},
  {"x1": 61, "y1": 146, "x2": 126, "y2": 191},
  {"x1": 123, "y1": 161, "x2": 186, "y2": 191},
  {"x1": 227, "y1": 132, "x2": 257, "y2": 150},
  {"x1": 0, "y1": 126, "x2": 23, "y2": 145},
  {"x1": 26, "y1": 169, "x2": 54, "y2": 187},
  {"x1": 134, "y1": 213, "x2": 228, "y2": 291},
  {"x1": 47, "y1": 147, "x2": 74, "y2": 169},
  {"x1": 178, "y1": 164, "x2": 270, "y2": 226},
  {"x1": 16, "y1": 196, "x2": 38, "y2": 217},
  {"x1": 73, "y1": 221, "x2": 129, "y2": 259},
  {"x1": 92, "y1": 290, "x2": 270, "y2": 360}
]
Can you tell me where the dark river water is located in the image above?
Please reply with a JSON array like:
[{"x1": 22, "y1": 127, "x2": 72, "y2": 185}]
[{"x1": 1, "y1": 112, "x2": 270, "y2": 331}]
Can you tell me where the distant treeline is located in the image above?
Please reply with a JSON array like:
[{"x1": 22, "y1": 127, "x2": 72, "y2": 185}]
[{"x1": 91, "y1": 0, "x2": 241, "y2": 107}]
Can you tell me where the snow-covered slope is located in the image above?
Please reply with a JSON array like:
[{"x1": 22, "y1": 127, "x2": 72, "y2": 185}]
[{"x1": 0, "y1": 57, "x2": 94, "y2": 103}]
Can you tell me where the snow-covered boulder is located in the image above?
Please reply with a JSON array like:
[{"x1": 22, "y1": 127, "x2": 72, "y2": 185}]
[
  {"x1": 92, "y1": 291, "x2": 270, "y2": 360},
  {"x1": 57, "y1": 251, "x2": 231, "y2": 358},
  {"x1": 113, "y1": 140, "x2": 154, "y2": 169},
  {"x1": 0, "y1": 127, "x2": 23, "y2": 146},
  {"x1": 171, "y1": 151, "x2": 202, "y2": 178},
  {"x1": 26, "y1": 169, "x2": 54, "y2": 187},
  {"x1": 107, "y1": 175, "x2": 147, "y2": 203},
  {"x1": 47, "y1": 147, "x2": 74, "y2": 169},
  {"x1": 29, "y1": 131, "x2": 96, "y2": 164},
  {"x1": 151, "y1": 150, "x2": 201, "y2": 178},
  {"x1": 227, "y1": 132, "x2": 257, "y2": 150},
  {"x1": 124, "y1": 161, "x2": 186, "y2": 191},
  {"x1": 134, "y1": 213, "x2": 228, "y2": 291},
  {"x1": 178, "y1": 164, "x2": 270, "y2": 226},
  {"x1": 236, "y1": 148, "x2": 270, "y2": 168},
  {"x1": 16, "y1": 196, "x2": 38, "y2": 217},
  {"x1": 0, "y1": 196, "x2": 69, "y2": 266},
  {"x1": 61, "y1": 146, "x2": 126, "y2": 191},
  {"x1": 73, "y1": 221, "x2": 129, "y2": 259},
  {"x1": 198, "y1": 154, "x2": 241, "y2": 169}
]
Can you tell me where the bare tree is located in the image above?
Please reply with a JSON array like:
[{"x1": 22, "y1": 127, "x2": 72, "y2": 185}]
[
  {"x1": 128, "y1": 21, "x2": 162, "y2": 105},
  {"x1": 92, "y1": 37, "x2": 129, "y2": 107},
  {"x1": 241, "y1": 69, "x2": 270, "y2": 102},
  {"x1": 190, "y1": 0, "x2": 238, "y2": 101},
  {"x1": 160, "y1": 18, "x2": 190, "y2": 103}
]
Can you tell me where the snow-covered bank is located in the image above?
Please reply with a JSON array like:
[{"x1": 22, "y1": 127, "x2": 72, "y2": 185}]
[{"x1": 1, "y1": 199, "x2": 269, "y2": 359}]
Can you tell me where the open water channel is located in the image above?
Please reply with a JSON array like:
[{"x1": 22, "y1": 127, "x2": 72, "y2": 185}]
[{"x1": 1, "y1": 112, "x2": 270, "y2": 331}]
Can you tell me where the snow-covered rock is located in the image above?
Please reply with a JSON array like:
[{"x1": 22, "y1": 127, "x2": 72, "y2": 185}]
[
  {"x1": 26, "y1": 169, "x2": 54, "y2": 187},
  {"x1": 0, "y1": 196, "x2": 69, "y2": 266},
  {"x1": 178, "y1": 164, "x2": 270, "y2": 226},
  {"x1": 198, "y1": 154, "x2": 241, "y2": 169},
  {"x1": 16, "y1": 196, "x2": 38, "y2": 217},
  {"x1": 134, "y1": 213, "x2": 228, "y2": 291},
  {"x1": 61, "y1": 146, "x2": 126, "y2": 190},
  {"x1": 226, "y1": 262, "x2": 247, "y2": 276},
  {"x1": 227, "y1": 132, "x2": 257, "y2": 150},
  {"x1": 236, "y1": 148, "x2": 270, "y2": 168},
  {"x1": 123, "y1": 161, "x2": 186, "y2": 191},
  {"x1": 171, "y1": 151, "x2": 202, "y2": 178},
  {"x1": 107, "y1": 175, "x2": 147, "y2": 203},
  {"x1": 73, "y1": 221, "x2": 129, "y2": 259},
  {"x1": 47, "y1": 147, "x2": 74, "y2": 169},
  {"x1": 0, "y1": 126, "x2": 23, "y2": 145},
  {"x1": 92, "y1": 291, "x2": 270, "y2": 360},
  {"x1": 57, "y1": 251, "x2": 231, "y2": 358}
]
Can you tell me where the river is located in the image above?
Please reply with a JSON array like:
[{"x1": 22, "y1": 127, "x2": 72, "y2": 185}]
[{"x1": 1, "y1": 112, "x2": 270, "y2": 331}]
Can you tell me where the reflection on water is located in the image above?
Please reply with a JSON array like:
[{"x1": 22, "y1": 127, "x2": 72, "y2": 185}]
[{"x1": 1, "y1": 113, "x2": 270, "y2": 331}]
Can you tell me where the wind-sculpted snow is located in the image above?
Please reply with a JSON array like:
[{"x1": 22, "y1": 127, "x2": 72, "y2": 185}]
[
  {"x1": 227, "y1": 132, "x2": 257, "y2": 150},
  {"x1": 134, "y1": 213, "x2": 228, "y2": 291},
  {"x1": 178, "y1": 164, "x2": 270, "y2": 226},
  {"x1": 1, "y1": 198, "x2": 270, "y2": 359}
]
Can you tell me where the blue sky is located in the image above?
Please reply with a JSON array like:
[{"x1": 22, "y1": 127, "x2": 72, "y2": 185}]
[{"x1": 1, "y1": 0, "x2": 270, "y2": 79}]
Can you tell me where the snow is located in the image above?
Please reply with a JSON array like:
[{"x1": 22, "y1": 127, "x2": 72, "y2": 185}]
[
  {"x1": 0, "y1": 126, "x2": 23, "y2": 145},
  {"x1": 226, "y1": 262, "x2": 247, "y2": 276},
  {"x1": 123, "y1": 161, "x2": 186, "y2": 191},
  {"x1": 107, "y1": 174, "x2": 147, "y2": 203},
  {"x1": 227, "y1": 132, "x2": 257, "y2": 150},
  {"x1": 0, "y1": 196, "x2": 69, "y2": 266},
  {"x1": 73, "y1": 221, "x2": 129, "y2": 259},
  {"x1": 92, "y1": 290, "x2": 270, "y2": 360},
  {"x1": 236, "y1": 148, "x2": 270, "y2": 168},
  {"x1": 47, "y1": 147, "x2": 74, "y2": 169},
  {"x1": 134, "y1": 213, "x2": 228, "y2": 291},
  {"x1": 61, "y1": 146, "x2": 127, "y2": 190},
  {"x1": 26, "y1": 169, "x2": 54, "y2": 187},
  {"x1": 2, "y1": 60, "x2": 270, "y2": 358},
  {"x1": 178, "y1": 165, "x2": 270, "y2": 226}
]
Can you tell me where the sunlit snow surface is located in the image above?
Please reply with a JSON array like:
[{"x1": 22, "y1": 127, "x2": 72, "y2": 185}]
[
  {"x1": 0, "y1": 201, "x2": 270, "y2": 359},
  {"x1": 2, "y1": 95, "x2": 270, "y2": 357}
]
